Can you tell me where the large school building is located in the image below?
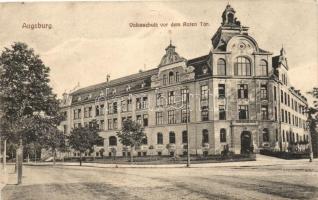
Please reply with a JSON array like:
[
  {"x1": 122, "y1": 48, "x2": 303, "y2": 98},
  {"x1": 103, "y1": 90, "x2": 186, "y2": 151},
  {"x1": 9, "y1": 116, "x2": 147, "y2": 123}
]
[{"x1": 59, "y1": 4, "x2": 309, "y2": 157}]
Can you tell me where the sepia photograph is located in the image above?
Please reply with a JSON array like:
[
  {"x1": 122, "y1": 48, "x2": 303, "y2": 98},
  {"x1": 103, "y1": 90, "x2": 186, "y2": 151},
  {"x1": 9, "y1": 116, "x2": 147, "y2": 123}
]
[{"x1": 0, "y1": 0, "x2": 317, "y2": 199}]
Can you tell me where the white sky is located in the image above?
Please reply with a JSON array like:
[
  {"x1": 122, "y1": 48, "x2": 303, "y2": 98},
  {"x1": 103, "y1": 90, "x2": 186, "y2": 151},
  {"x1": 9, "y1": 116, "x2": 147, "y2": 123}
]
[{"x1": 0, "y1": 0, "x2": 317, "y2": 103}]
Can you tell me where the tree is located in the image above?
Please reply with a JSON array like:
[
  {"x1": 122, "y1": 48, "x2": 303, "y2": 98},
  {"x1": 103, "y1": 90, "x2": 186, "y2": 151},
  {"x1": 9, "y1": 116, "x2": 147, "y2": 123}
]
[
  {"x1": 117, "y1": 119, "x2": 146, "y2": 162},
  {"x1": 68, "y1": 120, "x2": 102, "y2": 166},
  {"x1": 0, "y1": 42, "x2": 60, "y2": 184}
]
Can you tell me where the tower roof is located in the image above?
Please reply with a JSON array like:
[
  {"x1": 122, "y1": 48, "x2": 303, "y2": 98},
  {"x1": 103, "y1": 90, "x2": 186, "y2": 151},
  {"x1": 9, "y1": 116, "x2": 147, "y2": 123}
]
[{"x1": 159, "y1": 41, "x2": 185, "y2": 67}]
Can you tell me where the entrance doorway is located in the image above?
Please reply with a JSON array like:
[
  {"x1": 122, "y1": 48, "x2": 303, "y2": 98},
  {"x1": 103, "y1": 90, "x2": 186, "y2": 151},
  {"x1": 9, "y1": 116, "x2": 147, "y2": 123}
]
[{"x1": 241, "y1": 131, "x2": 252, "y2": 154}]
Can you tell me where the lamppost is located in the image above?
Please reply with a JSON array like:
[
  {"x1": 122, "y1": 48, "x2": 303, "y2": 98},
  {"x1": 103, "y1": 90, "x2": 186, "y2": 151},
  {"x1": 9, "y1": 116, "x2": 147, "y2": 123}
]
[
  {"x1": 306, "y1": 118, "x2": 314, "y2": 162},
  {"x1": 186, "y1": 87, "x2": 190, "y2": 167}
]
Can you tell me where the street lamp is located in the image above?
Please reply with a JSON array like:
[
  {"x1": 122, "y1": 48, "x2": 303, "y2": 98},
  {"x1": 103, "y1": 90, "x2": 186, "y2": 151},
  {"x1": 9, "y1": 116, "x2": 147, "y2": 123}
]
[
  {"x1": 306, "y1": 118, "x2": 314, "y2": 162},
  {"x1": 186, "y1": 87, "x2": 190, "y2": 167}
]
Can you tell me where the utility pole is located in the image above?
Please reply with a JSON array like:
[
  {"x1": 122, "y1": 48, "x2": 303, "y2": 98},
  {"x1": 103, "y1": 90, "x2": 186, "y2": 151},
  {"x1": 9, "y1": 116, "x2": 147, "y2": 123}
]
[
  {"x1": 186, "y1": 88, "x2": 190, "y2": 167},
  {"x1": 306, "y1": 119, "x2": 314, "y2": 162}
]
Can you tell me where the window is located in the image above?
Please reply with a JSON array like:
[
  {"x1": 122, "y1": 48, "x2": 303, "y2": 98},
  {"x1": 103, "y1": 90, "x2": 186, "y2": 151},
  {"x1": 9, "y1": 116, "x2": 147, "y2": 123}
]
[
  {"x1": 136, "y1": 97, "x2": 141, "y2": 110},
  {"x1": 169, "y1": 132, "x2": 176, "y2": 144},
  {"x1": 284, "y1": 92, "x2": 287, "y2": 105},
  {"x1": 200, "y1": 85, "x2": 209, "y2": 101},
  {"x1": 274, "y1": 107, "x2": 277, "y2": 121},
  {"x1": 288, "y1": 95, "x2": 290, "y2": 106},
  {"x1": 100, "y1": 120, "x2": 104, "y2": 130},
  {"x1": 218, "y1": 84, "x2": 225, "y2": 98},
  {"x1": 168, "y1": 110, "x2": 176, "y2": 124},
  {"x1": 100, "y1": 104, "x2": 104, "y2": 115},
  {"x1": 121, "y1": 100, "x2": 127, "y2": 112},
  {"x1": 168, "y1": 91, "x2": 175, "y2": 105},
  {"x1": 181, "y1": 108, "x2": 190, "y2": 123},
  {"x1": 234, "y1": 57, "x2": 251, "y2": 76},
  {"x1": 238, "y1": 105, "x2": 249, "y2": 120},
  {"x1": 157, "y1": 133, "x2": 163, "y2": 144},
  {"x1": 136, "y1": 115, "x2": 142, "y2": 125},
  {"x1": 163, "y1": 74, "x2": 167, "y2": 85},
  {"x1": 217, "y1": 58, "x2": 226, "y2": 75},
  {"x1": 143, "y1": 114, "x2": 148, "y2": 127},
  {"x1": 282, "y1": 130, "x2": 285, "y2": 142},
  {"x1": 273, "y1": 86, "x2": 277, "y2": 101},
  {"x1": 182, "y1": 131, "x2": 188, "y2": 144},
  {"x1": 84, "y1": 107, "x2": 90, "y2": 118},
  {"x1": 281, "y1": 109, "x2": 284, "y2": 122},
  {"x1": 281, "y1": 90, "x2": 284, "y2": 103},
  {"x1": 201, "y1": 106, "x2": 209, "y2": 121},
  {"x1": 175, "y1": 72, "x2": 180, "y2": 82},
  {"x1": 107, "y1": 103, "x2": 112, "y2": 114},
  {"x1": 142, "y1": 97, "x2": 148, "y2": 109},
  {"x1": 259, "y1": 60, "x2": 268, "y2": 76},
  {"x1": 156, "y1": 112, "x2": 163, "y2": 125},
  {"x1": 260, "y1": 84, "x2": 267, "y2": 99},
  {"x1": 220, "y1": 129, "x2": 226, "y2": 143},
  {"x1": 219, "y1": 105, "x2": 226, "y2": 120},
  {"x1": 263, "y1": 129, "x2": 269, "y2": 142},
  {"x1": 74, "y1": 108, "x2": 81, "y2": 119},
  {"x1": 202, "y1": 129, "x2": 209, "y2": 144},
  {"x1": 261, "y1": 105, "x2": 268, "y2": 120},
  {"x1": 113, "y1": 118, "x2": 118, "y2": 129},
  {"x1": 169, "y1": 71, "x2": 174, "y2": 84},
  {"x1": 181, "y1": 88, "x2": 189, "y2": 104},
  {"x1": 127, "y1": 99, "x2": 132, "y2": 111},
  {"x1": 95, "y1": 106, "x2": 100, "y2": 116},
  {"x1": 156, "y1": 93, "x2": 164, "y2": 107},
  {"x1": 113, "y1": 102, "x2": 117, "y2": 114},
  {"x1": 108, "y1": 119, "x2": 113, "y2": 130},
  {"x1": 109, "y1": 136, "x2": 117, "y2": 146},
  {"x1": 238, "y1": 84, "x2": 248, "y2": 99}
]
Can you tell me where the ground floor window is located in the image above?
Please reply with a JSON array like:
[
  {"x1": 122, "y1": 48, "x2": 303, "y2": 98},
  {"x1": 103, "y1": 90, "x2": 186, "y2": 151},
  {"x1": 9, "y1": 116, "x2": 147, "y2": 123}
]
[
  {"x1": 158, "y1": 151, "x2": 162, "y2": 156},
  {"x1": 203, "y1": 151, "x2": 208, "y2": 157}
]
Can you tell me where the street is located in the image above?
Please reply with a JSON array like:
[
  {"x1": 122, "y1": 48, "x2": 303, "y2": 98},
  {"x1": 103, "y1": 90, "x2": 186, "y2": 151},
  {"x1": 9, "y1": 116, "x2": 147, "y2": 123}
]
[{"x1": 1, "y1": 157, "x2": 318, "y2": 200}]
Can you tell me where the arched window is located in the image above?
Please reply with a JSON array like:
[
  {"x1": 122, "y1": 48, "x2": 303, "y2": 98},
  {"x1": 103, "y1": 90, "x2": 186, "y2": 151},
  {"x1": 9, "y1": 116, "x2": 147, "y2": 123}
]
[
  {"x1": 182, "y1": 131, "x2": 188, "y2": 144},
  {"x1": 169, "y1": 71, "x2": 174, "y2": 84},
  {"x1": 175, "y1": 72, "x2": 180, "y2": 82},
  {"x1": 220, "y1": 129, "x2": 226, "y2": 143},
  {"x1": 163, "y1": 74, "x2": 167, "y2": 85},
  {"x1": 259, "y1": 60, "x2": 268, "y2": 76},
  {"x1": 234, "y1": 57, "x2": 251, "y2": 76},
  {"x1": 296, "y1": 133, "x2": 299, "y2": 142},
  {"x1": 157, "y1": 132, "x2": 163, "y2": 144},
  {"x1": 263, "y1": 129, "x2": 269, "y2": 142},
  {"x1": 169, "y1": 132, "x2": 176, "y2": 144},
  {"x1": 217, "y1": 58, "x2": 226, "y2": 75},
  {"x1": 202, "y1": 129, "x2": 209, "y2": 144},
  {"x1": 109, "y1": 136, "x2": 117, "y2": 146}
]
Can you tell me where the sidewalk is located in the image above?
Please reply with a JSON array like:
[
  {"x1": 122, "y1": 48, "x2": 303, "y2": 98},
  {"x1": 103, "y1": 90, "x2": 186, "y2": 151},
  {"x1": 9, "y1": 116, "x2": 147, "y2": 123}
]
[
  {"x1": 0, "y1": 167, "x2": 9, "y2": 200},
  {"x1": 23, "y1": 154, "x2": 317, "y2": 169}
]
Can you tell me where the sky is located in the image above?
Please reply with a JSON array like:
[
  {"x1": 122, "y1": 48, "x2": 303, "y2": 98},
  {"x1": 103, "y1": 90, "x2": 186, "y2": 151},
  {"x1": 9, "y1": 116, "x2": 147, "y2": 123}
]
[{"x1": 0, "y1": 0, "x2": 317, "y2": 103}]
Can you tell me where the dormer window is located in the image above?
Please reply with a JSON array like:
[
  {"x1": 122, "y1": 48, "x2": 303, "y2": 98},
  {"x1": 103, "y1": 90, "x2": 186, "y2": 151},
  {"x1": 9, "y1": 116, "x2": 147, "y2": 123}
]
[
  {"x1": 175, "y1": 72, "x2": 180, "y2": 82},
  {"x1": 88, "y1": 94, "x2": 92, "y2": 99},
  {"x1": 202, "y1": 65, "x2": 208, "y2": 74},
  {"x1": 126, "y1": 85, "x2": 131, "y2": 91},
  {"x1": 112, "y1": 89, "x2": 116, "y2": 95},
  {"x1": 217, "y1": 58, "x2": 226, "y2": 75},
  {"x1": 77, "y1": 96, "x2": 81, "y2": 101},
  {"x1": 100, "y1": 91, "x2": 104, "y2": 96},
  {"x1": 141, "y1": 81, "x2": 145, "y2": 88}
]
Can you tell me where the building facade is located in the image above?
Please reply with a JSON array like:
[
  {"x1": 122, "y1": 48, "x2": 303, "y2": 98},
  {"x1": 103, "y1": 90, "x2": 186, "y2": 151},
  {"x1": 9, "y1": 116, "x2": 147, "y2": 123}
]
[{"x1": 59, "y1": 5, "x2": 309, "y2": 158}]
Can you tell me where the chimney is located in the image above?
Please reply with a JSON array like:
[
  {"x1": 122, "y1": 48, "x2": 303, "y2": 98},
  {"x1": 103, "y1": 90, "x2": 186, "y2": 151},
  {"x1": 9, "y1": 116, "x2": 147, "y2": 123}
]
[{"x1": 106, "y1": 74, "x2": 110, "y2": 82}]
